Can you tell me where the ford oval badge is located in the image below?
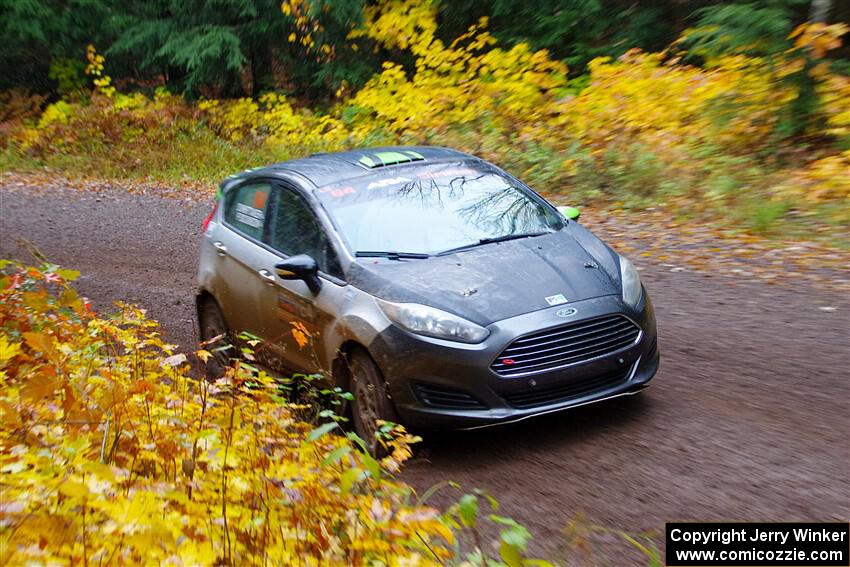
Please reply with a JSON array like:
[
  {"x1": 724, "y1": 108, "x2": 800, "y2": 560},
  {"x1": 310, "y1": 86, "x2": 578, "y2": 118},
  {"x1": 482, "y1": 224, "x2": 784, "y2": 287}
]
[{"x1": 556, "y1": 307, "x2": 577, "y2": 318}]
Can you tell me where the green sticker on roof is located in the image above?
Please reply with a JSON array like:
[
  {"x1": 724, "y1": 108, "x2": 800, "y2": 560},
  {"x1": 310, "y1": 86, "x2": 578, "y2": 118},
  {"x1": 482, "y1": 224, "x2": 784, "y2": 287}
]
[
  {"x1": 375, "y1": 151, "x2": 412, "y2": 165},
  {"x1": 358, "y1": 150, "x2": 426, "y2": 168}
]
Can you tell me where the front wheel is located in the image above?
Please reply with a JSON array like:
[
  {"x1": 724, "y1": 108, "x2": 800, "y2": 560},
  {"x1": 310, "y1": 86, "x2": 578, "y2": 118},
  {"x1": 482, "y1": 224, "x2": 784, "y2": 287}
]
[{"x1": 348, "y1": 349, "x2": 398, "y2": 456}]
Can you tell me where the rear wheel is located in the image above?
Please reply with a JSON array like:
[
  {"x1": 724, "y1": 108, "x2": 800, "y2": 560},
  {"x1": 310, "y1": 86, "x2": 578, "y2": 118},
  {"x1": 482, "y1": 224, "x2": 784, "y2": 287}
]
[
  {"x1": 348, "y1": 349, "x2": 398, "y2": 456},
  {"x1": 197, "y1": 297, "x2": 233, "y2": 380}
]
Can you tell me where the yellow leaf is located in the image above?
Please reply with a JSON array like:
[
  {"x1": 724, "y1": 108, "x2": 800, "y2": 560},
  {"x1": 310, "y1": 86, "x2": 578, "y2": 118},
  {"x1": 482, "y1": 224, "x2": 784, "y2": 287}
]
[
  {"x1": 23, "y1": 332, "x2": 59, "y2": 362},
  {"x1": 21, "y1": 367, "x2": 61, "y2": 402},
  {"x1": 0, "y1": 336, "x2": 22, "y2": 366},
  {"x1": 291, "y1": 322, "x2": 310, "y2": 349},
  {"x1": 59, "y1": 480, "x2": 88, "y2": 499},
  {"x1": 0, "y1": 399, "x2": 21, "y2": 427},
  {"x1": 56, "y1": 268, "x2": 80, "y2": 281}
]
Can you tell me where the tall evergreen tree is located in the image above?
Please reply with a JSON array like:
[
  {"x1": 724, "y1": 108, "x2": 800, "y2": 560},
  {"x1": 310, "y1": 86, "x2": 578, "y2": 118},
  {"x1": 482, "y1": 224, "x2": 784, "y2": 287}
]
[{"x1": 0, "y1": 0, "x2": 112, "y2": 92}]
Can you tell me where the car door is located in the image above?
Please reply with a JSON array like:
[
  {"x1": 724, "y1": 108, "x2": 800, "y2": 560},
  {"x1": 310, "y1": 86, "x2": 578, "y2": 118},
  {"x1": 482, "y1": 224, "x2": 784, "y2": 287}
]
[
  {"x1": 258, "y1": 183, "x2": 347, "y2": 374},
  {"x1": 212, "y1": 180, "x2": 273, "y2": 338}
]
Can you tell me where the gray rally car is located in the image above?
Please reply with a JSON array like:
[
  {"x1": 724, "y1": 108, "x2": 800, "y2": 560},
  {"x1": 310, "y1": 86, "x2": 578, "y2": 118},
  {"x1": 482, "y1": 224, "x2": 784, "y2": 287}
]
[{"x1": 197, "y1": 146, "x2": 659, "y2": 452}]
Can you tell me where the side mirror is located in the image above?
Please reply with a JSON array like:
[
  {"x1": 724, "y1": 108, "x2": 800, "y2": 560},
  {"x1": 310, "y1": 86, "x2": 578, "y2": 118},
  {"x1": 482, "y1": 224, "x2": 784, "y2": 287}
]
[
  {"x1": 275, "y1": 254, "x2": 322, "y2": 294},
  {"x1": 556, "y1": 205, "x2": 581, "y2": 221}
]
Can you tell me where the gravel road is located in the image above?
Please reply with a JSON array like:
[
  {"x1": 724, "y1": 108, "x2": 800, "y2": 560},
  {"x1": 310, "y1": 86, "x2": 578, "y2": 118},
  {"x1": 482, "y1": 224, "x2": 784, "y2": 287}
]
[{"x1": 2, "y1": 181, "x2": 848, "y2": 562}]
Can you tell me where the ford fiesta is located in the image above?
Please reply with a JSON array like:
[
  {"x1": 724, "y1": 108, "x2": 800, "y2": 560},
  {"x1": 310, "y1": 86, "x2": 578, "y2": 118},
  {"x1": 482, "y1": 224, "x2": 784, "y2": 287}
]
[{"x1": 197, "y1": 146, "x2": 659, "y2": 452}]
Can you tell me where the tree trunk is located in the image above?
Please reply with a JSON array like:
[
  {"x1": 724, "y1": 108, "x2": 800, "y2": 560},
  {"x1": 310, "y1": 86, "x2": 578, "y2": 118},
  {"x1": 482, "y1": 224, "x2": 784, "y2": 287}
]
[{"x1": 809, "y1": 0, "x2": 831, "y2": 23}]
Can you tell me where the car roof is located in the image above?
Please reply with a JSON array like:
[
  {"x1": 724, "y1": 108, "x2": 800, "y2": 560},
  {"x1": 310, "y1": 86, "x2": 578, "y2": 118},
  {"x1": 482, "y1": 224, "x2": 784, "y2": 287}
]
[{"x1": 220, "y1": 146, "x2": 477, "y2": 193}]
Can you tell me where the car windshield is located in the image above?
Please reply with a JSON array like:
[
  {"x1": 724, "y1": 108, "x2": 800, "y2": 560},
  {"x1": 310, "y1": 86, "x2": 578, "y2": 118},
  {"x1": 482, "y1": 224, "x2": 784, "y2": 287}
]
[{"x1": 315, "y1": 163, "x2": 563, "y2": 256}]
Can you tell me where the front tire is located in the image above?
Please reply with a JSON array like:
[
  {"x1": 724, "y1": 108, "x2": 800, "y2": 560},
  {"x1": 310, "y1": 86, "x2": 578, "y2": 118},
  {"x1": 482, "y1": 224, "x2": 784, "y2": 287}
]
[{"x1": 348, "y1": 349, "x2": 398, "y2": 456}]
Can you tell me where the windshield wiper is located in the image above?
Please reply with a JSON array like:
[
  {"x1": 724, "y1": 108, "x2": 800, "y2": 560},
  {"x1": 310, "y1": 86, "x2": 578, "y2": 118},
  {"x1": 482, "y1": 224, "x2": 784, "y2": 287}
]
[
  {"x1": 355, "y1": 250, "x2": 431, "y2": 260},
  {"x1": 436, "y1": 231, "x2": 552, "y2": 256}
]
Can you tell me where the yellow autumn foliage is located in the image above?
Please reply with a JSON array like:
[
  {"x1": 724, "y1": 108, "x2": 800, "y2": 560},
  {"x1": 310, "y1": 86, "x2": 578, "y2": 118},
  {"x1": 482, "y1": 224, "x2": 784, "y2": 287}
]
[
  {"x1": 818, "y1": 72, "x2": 850, "y2": 138},
  {"x1": 770, "y1": 151, "x2": 850, "y2": 204},
  {"x1": 0, "y1": 261, "x2": 462, "y2": 565},
  {"x1": 349, "y1": 20, "x2": 567, "y2": 141},
  {"x1": 557, "y1": 51, "x2": 793, "y2": 153},
  {"x1": 200, "y1": 93, "x2": 349, "y2": 153}
]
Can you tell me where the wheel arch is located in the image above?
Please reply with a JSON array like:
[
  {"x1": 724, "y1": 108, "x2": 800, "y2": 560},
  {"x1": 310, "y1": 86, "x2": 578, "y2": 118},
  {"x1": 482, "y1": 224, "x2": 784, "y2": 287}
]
[
  {"x1": 196, "y1": 289, "x2": 216, "y2": 310},
  {"x1": 331, "y1": 339, "x2": 399, "y2": 412},
  {"x1": 196, "y1": 290, "x2": 223, "y2": 325},
  {"x1": 196, "y1": 290, "x2": 236, "y2": 343},
  {"x1": 323, "y1": 309, "x2": 388, "y2": 385},
  {"x1": 330, "y1": 340, "x2": 369, "y2": 390}
]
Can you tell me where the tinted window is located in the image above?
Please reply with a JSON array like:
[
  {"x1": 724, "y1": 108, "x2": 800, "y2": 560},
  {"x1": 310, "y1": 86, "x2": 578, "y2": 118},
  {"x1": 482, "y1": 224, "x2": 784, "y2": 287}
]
[
  {"x1": 315, "y1": 163, "x2": 563, "y2": 255},
  {"x1": 224, "y1": 182, "x2": 270, "y2": 240},
  {"x1": 268, "y1": 188, "x2": 343, "y2": 278}
]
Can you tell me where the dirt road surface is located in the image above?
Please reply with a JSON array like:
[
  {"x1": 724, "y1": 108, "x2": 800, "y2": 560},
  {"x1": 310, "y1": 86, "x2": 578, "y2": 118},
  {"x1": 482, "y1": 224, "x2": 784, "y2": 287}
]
[{"x1": 2, "y1": 181, "x2": 848, "y2": 562}]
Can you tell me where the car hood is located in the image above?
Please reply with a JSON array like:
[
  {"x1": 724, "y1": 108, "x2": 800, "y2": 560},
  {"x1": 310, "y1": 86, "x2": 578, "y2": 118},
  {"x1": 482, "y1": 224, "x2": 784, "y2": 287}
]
[{"x1": 346, "y1": 225, "x2": 623, "y2": 326}]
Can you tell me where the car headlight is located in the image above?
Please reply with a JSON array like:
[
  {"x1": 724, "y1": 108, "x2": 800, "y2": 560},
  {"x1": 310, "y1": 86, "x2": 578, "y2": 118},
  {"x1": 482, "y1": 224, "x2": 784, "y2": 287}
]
[
  {"x1": 377, "y1": 300, "x2": 490, "y2": 343},
  {"x1": 619, "y1": 255, "x2": 643, "y2": 308}
]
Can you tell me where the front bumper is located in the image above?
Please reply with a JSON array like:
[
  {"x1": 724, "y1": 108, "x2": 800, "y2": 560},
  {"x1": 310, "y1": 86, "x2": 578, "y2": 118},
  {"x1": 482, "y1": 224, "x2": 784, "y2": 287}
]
[{"x1": 368, "y1": 291, "x2": 659, "y2": 429}]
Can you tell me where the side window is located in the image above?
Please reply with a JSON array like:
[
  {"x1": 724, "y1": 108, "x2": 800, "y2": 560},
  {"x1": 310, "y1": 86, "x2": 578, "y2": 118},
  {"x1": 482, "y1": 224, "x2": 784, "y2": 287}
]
[
  {"x1": 268, "y1": 188, "x2": 343, "y2": 278},
  {"x1": 224, "y1": 182, "x2": 271, "y2": 240}
]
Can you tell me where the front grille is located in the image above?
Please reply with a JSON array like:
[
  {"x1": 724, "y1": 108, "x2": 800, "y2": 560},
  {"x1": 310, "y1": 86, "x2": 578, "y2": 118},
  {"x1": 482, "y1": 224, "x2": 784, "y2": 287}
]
[
  {"x1": 491, "y1": 314, "x2": 641, "y2": 377},
  {"x1": 502, "y1": 367, "x2": 631, "y2": 409},
  {"x1": 412, "y1": 383, "x2": 487, "y2": 410}
]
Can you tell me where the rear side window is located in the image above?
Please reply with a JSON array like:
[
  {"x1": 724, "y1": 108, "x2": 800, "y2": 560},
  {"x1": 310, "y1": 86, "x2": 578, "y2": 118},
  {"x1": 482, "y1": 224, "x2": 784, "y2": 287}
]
[
  {"x1": 268, "y1": 188, "x2": 343, "y2": 278},
  {"x1": 224, "y1": 182, "x2": 271, "y2": 240}
]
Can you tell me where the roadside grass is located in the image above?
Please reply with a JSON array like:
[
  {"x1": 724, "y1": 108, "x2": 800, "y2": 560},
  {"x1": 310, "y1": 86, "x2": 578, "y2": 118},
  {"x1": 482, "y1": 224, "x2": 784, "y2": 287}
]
[{"x1": 1, "y1": 126, "x2": 277, "y2": 185}]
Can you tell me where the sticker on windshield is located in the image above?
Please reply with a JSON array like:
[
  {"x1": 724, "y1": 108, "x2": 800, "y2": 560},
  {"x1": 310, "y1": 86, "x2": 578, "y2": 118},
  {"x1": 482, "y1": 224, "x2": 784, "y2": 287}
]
[
  {"x1": 320, "y1": 185, "x2": 356, "y2": 198},
  {"x1": 545, "y1": 294, "x2": 568, "y2": 306},
  {"x1": 415, "y1": 166, "x2": 478, "y2": 181},
  {"x1": 367, "y1": 177, "x2": 410, "y2": 190}
]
